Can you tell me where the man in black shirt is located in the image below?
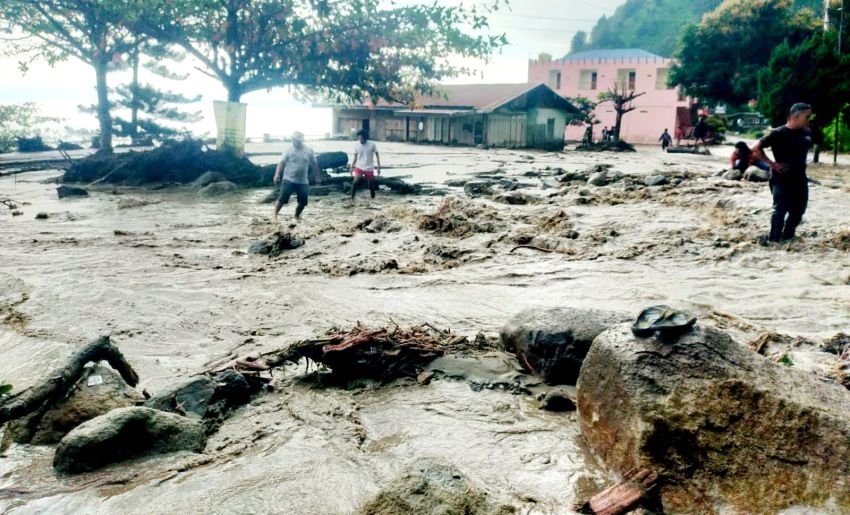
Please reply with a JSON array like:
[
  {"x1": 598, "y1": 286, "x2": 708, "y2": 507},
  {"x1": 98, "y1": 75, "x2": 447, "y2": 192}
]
[{"x1": 752, "y1": 103, "x2": 813, "y2": 243}]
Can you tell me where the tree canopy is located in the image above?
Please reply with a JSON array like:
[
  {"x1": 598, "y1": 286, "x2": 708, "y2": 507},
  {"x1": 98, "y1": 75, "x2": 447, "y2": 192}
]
[
  {"x1": 669, "y1": 0, "x2": 819, "y2": 106},
  {"x1": 758, "y1": 30, "x2": 850, "y2": 128},
  {"x1": 0, "y1": 0, "x2": 139, "y2": 151},
  {"x1": 133, "y1": 0, "x2": 508, "y2": 103}
]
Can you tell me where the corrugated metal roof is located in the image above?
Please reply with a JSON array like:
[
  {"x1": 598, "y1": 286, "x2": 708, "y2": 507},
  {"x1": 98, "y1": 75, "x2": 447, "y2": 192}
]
[
  {"x1": 413, "y1": 83, "x2": 536, "y2": 110},
  {"x1": 561, "y1": 48, "x2": 663, "y2": 61}
]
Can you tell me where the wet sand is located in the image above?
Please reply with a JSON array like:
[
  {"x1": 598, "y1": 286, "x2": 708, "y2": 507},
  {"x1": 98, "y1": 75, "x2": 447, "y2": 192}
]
[{"x1": 0, "y1": 141, "x2": 849, "y2": 513}]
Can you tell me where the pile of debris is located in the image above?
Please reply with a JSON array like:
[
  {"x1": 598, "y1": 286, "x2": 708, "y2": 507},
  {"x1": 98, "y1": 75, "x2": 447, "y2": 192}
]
[
  {"x1": 224, "y1": 323, "x2": 483, "y2": 382},
  {"x1": 63, "y1": 140, "x2": 273, "y2": 187},
  {"x1": 417, "y1": 197, "x2": 502, "y2": 237},
  {"x1": 575, "y1": 140, "x2": 636, "y2": 152}
]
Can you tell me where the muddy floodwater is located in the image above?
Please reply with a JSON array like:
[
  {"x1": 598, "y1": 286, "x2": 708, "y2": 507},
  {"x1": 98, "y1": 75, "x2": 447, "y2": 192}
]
[{"x1": 1, "y1": 141, "x2": 849, "y2": 514}]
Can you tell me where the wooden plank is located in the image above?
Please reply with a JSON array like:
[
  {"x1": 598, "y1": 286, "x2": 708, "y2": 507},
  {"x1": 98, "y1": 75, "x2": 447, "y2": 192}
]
[{"x1": 582, "y1": 469, "x2": 658, "y2": 515}]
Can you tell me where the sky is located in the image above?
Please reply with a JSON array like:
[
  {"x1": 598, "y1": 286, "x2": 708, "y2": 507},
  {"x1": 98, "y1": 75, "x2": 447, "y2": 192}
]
[{"x1": 0, "y1": 0, "x2": 624, "y2": 141}]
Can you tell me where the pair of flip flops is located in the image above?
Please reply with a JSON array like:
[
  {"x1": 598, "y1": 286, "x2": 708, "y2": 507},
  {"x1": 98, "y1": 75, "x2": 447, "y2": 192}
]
[{"x1": 631, "y1": 305, "x2": 697, "y2": 338}]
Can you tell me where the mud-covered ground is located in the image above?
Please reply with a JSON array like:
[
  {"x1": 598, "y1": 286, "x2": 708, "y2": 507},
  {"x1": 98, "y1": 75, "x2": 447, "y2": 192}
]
[{"x1": 0, "y1": 141, "x2": 849, "y2": 514}]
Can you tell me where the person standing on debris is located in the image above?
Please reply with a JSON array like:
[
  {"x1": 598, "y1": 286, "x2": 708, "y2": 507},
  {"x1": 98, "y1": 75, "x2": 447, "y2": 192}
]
[
  {"x1": 751, "y1": 103, "x2": 813, "y2": 243},
  {"x1": 601, "y1": 126, "x2": 609, "y2": 142},
  {"x1": 350, "y1": 129, "x2": 381, "y2": 201},
  {"x1": 659, "y1": 129, "x2": 672, "y2": 152},
  {"x1": 693, "y1": 115, "x2": 709, "y2": 151},
  {"x1": 675, "y1": 126, "x2": 684, "y2": 146},
  {"x1": 273, "y1": 131, "x2": 320, "y2": 223}
]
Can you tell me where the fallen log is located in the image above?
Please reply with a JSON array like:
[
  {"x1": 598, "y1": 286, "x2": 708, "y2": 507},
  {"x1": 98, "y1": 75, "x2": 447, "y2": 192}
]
[
  {"x1": 0, "y1": 336, "x2": 138, "y2": 425},
  {"x1": 578, "y1": 469, "x2": 658, "y2": 515}
]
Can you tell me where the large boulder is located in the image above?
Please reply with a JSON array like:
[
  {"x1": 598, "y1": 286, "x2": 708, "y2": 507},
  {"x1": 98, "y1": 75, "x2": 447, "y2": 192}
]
[
  {"x1": 198, "y1": 181, "x2": 238, "y2": 197},
  {"x1": 2, "y1": 365, "x2": 144, "y2": 448},
  {"x1": 54, "y1": 406, "x2": 206, "y2": 474},
  {"x1": 721, "y1": 169, "x2": 743, "y2": 181},
  {"x1": 577, "y1": 324, "x2": 850, "y2": 513},
  {"x1": 144, "y1": 371, "x2": 253, "y2": 430},
  {"x1": 500, "y1": 308, "x2": 629, "y2": 385},
  {"x1": 743, "y1": 166, "x2": 770, "y2": 182}
]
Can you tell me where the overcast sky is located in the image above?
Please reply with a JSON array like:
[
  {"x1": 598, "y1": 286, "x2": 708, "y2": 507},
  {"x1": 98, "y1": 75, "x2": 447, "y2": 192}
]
[{"x1": 0, "y1": 0, "x2": 624, "y2": 139}]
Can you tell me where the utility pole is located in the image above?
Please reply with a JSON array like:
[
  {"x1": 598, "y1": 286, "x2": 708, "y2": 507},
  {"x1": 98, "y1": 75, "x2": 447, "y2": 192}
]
[{"x1": 835, "y1": 0, "x2": 845, "y2": 166}]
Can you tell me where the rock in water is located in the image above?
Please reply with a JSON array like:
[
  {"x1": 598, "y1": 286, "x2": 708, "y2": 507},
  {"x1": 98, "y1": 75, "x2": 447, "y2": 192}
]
[
  {"x1": 463, "y1": 180, "x2": 494, "y2": 198},
  {"x1": 722, "y1": 169, "x2": 743, "y2": 181},
  {"x1": 744, "y1": 166, "x2": 770, "y2": 182},
  {"x1": 643, "y1": 174, "x2": 668, "y2": 187},
  {"x1": 191, "y1": 171, "x2": 229, "y2": 189},
  {"x1": 577, "y1": 324, "x2": 850, "y2": 513},
  {"x1": 248, "y1": 231, "x2": 303, "y2": 257},
  {"x1": 198, "y1": 181, "x2": 238, "y2": 197},
  {"x1": 500, "y1": 308, "x2": 629, "y2": 385},
  {"x1": 54, "y1": 406, "x2": 206, "y2": 474},
  {"x1": 57, "y1": 185, "x2": 89, "y2": 198},
  {"x1": 587, "y1": 172, "x2": 610, "y2": 187},
  {"x1": 2, "y1": 365, "x2": 144, "y2": 448},
  {"x1": 144, "y1": 371, "x2": 252, "y2": 430},
  {"x1": 35, "y1": 212, "x2": 49, "y2": 220},
  {"x1": 357, "y1": 459, "x2": 511, "y2": 515}
]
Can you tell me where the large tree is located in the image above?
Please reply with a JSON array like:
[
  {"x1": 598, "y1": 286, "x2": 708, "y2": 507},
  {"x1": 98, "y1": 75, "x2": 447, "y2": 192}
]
[
  {"x1": 670, "y1": 0, "x2": 819, "y2": 106},
  {"x1": 0, "y1": 1, "x2": 138, "y2": 152},
  {"x1": 759, "y1": 30, "x2": 850, "y2": 126},
  {"x1": 133, "y1": 0, "x2": 508, "y2": 103},
  {"x1": 599, "y1": 86, "x2": 646, "y2": 142}
]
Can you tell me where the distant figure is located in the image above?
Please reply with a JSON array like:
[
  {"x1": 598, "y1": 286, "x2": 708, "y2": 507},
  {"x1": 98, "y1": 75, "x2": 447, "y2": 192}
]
[
  {"x1": 583, "y1": 125, "x2": 593, "y2": 145},
  {"x1": 659, "y1": 129, "x2": 672, "y2": 152},
  {"x1": 674, "y1": 126, "x2": 684, "y2": 146},
  {"x1": 273, "y1": 131, "x2": 320, "y2": 223},
  {"x1": 693, "y1": 116, "x2": 709, "y2": 150},
  {"x1": 730, "y1": 141, "x2": 770, "y2": 172},
  {"x1": 751, "y1": 103, "x2": 813, "y2": 243},
  {"x1": 350, "y1": 129, "x2": 381, "y2": 201},
  {"x1": 601, "y1": 126, "x2": 609, "y2": 141}
]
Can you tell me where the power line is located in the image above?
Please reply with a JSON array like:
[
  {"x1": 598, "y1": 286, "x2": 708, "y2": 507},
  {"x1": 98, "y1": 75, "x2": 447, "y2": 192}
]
[{"x1": 490, "y1": 13, "x2": 598, "y2": 22}]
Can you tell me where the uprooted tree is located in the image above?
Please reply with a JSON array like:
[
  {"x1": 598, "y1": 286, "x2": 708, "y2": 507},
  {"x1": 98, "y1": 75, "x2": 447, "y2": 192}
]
[
  {"x1": 0, "y1": 1, "x2": 139, "y2": 153},
  {"x1": 598, "y1": 85, "x2": 645, "y2": 142},
  {"x1": 132, "y1": 0, "x2": 508, "y2": 104}
]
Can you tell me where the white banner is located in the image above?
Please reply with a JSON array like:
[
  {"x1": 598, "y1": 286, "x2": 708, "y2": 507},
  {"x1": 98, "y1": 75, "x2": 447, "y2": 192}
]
[{"x1": 213, "y1": 101, "x2": 247, "y2": 153}]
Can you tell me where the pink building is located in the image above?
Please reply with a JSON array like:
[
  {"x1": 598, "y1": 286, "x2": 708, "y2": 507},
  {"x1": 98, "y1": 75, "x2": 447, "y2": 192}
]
[{"x1": 528, "y1": 49, "x2": 696, "y2": 144}]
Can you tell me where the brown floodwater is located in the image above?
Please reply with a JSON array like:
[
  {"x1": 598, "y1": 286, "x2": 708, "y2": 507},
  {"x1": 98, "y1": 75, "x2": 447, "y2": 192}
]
[{"x1": 0, "y1": 141, "x2": 848, "y2": 514}]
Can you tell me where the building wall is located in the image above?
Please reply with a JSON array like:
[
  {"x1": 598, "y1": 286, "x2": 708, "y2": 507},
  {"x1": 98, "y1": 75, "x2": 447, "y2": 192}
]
[
  {"x1": 528, "y1": 54, "x2": 692, "y2": 144},
  {"x1": 527, "y1": 107, "x2": 568, "y2": 149},
  {"x1": 487, "y1": 114, "x2": 527, "y2": 147}
]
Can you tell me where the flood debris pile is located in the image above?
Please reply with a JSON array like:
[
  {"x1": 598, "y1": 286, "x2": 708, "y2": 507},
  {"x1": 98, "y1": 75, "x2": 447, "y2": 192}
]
[
  {"x1": 417, "y1": 197, "x2": 503, "y2": 237},
  {"x1": 62, "y1": 140, "x2": 273, "y2": 187},
  {"x1": 575, "y1": 140, "x2": 636, "y2": 152},
  {"x1": 235, "y1": 323, "x2": 485, "y2": 382}
]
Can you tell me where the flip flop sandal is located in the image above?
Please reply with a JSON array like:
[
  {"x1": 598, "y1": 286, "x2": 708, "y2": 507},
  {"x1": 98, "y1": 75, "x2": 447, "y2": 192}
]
[{"x1": 632, "y1": 305, "x2": 697, "y2": 338}]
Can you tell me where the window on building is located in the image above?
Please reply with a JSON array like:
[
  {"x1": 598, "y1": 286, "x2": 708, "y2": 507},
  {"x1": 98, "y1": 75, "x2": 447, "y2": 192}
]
[
  {"x1": 656, "y1": 68, "x2": 673, "y2": 90},
  {"x1": 617, "y1": 69, "x2": 637, "y2": 91},
  {"x1": 548, "y1": 70, "x2": 562, "y2": 90},
  {"x1": 579, "y1": 69, "x2": 597, "y2": 90}
]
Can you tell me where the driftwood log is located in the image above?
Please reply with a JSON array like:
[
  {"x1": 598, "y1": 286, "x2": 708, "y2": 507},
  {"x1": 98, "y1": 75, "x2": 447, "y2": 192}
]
[
  {"x1": 578, "y1": 469, "x2": 658, "y2": 515},
  {"x1": 0, "y1": 336, "x2": 138, "y2": 425}
]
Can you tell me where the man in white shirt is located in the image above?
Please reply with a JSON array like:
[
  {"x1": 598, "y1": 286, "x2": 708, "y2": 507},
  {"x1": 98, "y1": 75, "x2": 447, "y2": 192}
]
[
  {"x1": 350, "y1": 129, "x2": 381, "y2": 201},
  {"x1": 273, "y1": 131, "x2": 320, "y2": 222}
]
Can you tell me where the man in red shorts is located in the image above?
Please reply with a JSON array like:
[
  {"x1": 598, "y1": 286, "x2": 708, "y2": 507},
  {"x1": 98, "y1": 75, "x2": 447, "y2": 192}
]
[{"x1": 350, "y1": 129, "x2": 381, "y2": 201}]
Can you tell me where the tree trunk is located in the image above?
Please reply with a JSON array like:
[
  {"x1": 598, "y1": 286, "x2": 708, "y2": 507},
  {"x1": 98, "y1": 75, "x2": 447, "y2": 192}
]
[
  {"x1": 613, "y1": 108, "x2": 623, "y2": 143},
  {"x1": 0, "y1": 336, "x2": 138, "y2": 425},
  {"x1": 130, "y1": 44, "x2": 140, "y2": 143},
  {"x1": 95, "y1": 59, "x2": 113, "y2": 152},
  {"x1": 227, "y1": 82, "x2": 242, "y2": 103}
]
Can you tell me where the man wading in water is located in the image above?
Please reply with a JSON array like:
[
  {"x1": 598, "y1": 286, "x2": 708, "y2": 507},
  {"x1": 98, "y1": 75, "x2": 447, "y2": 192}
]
[
  {"x1": 350, "y1": 129, "x2": 381, "y2": 202},
  {"x1": 273, "y1": 131, "x2": 320, "y2": 223},
  {"x1": 752, "y1": 103, "x2": 813, "y2": 243}
]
